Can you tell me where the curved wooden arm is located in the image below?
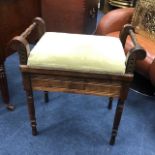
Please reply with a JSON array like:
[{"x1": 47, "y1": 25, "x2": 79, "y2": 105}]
[
  {"x1": 7, "y1": 17, "x2": 45, "y2": 65},
  {"x1": 121, "y1": 24, "x2": 146, "y2": 74},
  {"x1": 95, "y1": 8, "x2": 134, "y2": 35}
]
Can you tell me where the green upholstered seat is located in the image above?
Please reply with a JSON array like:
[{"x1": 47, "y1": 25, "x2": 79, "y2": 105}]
[{"x1": 28, "y1": 32, "x2": 126, "y2": 74}]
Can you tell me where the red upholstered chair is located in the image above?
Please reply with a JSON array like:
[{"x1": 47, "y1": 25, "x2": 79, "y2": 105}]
[{"x1": 96, "y1": 8, "x2": 155, "y2": 90}]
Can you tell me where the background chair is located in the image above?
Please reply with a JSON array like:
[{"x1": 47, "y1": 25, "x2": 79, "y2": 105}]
[{"x1": 95, "y1": 7, "x2": 155, "y2": 92}]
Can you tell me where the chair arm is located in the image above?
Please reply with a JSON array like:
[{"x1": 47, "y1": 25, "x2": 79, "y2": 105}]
[
  {"x1": 7, "y1": 17, "x2": 45, "y2": 65},
  {"x1": 120, "y1": 24, "x2": 146, "y2": 74},
  {"x1": 95, "y1": 8, "x2": 134, "y2": 35}
]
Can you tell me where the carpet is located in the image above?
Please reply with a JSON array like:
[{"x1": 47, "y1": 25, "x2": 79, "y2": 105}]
[{"x1": 0, "y1": 52, "x2": 155, "y2": 155}]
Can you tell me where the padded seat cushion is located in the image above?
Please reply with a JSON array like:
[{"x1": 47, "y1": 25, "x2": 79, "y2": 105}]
[{"x1": 28, "y1": 32, "x2": 126, "y2": 74}]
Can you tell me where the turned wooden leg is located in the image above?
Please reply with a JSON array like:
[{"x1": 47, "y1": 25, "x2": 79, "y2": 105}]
[
  {"x1": 26, "y1": 89, "x2": 38, "y2": 135},
  {"x1": 44, "y1": 91, "x2": 49, "y2": 103},
  {"x1": 110, "y1": 98, "x2": 125, "y2": 145},
  {"x1": 0, "y1": 63, "x2": 14, "y2": 111},
  {"x1": 108, "y1": 97, "x2": 113, "y2": 110}
]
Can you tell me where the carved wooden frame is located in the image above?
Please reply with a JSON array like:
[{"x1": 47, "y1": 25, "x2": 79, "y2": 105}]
[{"x1": 9, "y1": 17, "x2": 146, "y2": 145}]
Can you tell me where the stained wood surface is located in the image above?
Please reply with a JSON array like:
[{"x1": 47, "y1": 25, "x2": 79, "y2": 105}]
[
  {"x1": 41, "y1": 0, "x2": 98, "y2": 33},
  {"x1": 0, "y1": 0, "x2": 40, "y2": 58}
]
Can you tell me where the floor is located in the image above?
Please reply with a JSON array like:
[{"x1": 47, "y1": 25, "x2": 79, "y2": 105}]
[{"x1": 0, "y1": 50, "x2": 155, "y2": 155}]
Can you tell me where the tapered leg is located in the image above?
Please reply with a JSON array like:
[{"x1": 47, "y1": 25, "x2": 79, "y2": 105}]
[
  {"x1": 44, "y1": 91, "x2": 49, "y2": 103},
  {"x1": 108, "y1": 97, "x2": 113, "y2": 110},
  {"x1": 0, "y1": 63, "x2": 14, "y2": 111},
  {"x1": 26, "y1": 89, "x2": 38, "y2": 135},
  {"x1": 110, "y1": 98, "x2": 125, "y2": 145}
]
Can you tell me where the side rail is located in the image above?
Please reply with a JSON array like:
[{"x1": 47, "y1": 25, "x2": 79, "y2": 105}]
[
  {"x1": 119, "y1": 24, "x2": 146, "y2": 74},
  {"x1": 8, "y1": 17, "x2": 45, "y2": 65}
]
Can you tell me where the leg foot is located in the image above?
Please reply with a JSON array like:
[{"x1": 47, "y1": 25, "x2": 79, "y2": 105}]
[
  {"x1": 109, "y1": 129, "x2": 117, "y2": 145},
  {"x1": 6, "y1": 104, "x2": 15, "y2": 111},
  {"x1": 44, "y1": 91, "x2": 49, "y2": 103},
  {"x1": 108, "y1": 97, "x2": 113, "y2": 110},
  {"x1": 32, "y1": 126, "x2": 38, "y2": 136},
  {"x1": 109, "y1": 137, "x2": 115, "y2": 145}
]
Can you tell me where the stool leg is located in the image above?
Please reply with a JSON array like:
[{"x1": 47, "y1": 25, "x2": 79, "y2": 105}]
[
  {"x1": 110, "y1": 98, "x2": 125, "y2": 145},
  {"x1": 26, "y1": 89, "x2": 38, "y2": 136},
  {"x1": 44, "y1": 91, "x2": 49, "y2": 103},
  {"x1": 108, "y1": 97, "x2": 113, "y2": 110}
]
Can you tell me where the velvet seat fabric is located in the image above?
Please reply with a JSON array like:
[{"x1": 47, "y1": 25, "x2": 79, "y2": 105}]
[{"x1": 28, "y1": 32, "x2": 126, "y2": 74}]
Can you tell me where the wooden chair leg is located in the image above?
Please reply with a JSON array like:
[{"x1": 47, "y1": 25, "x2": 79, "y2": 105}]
[
  {"x1": 44, "y1": 91, "x2": 49, "y2": 103},
  {"x1": 109, "y1": 98, "x2": 125, "y2": 145},
  {"x1": 26, "y1": 89, "x2": 38, "y2": 136},
  {"x1": 108, "y1": 97, "x2": 113, "y2": 110},
  {"x1": 0, "y1": 63, "x2": 14, "y2": 111}
]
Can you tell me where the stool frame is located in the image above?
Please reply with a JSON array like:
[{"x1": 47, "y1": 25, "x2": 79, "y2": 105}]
[{"x1": 9, "y1": 17, "x2": 146, "y2": 145}]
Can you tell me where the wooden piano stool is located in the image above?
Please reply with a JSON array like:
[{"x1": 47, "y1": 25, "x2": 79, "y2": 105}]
[{"x1": 9, "y1": 17, "x2": 146, "y2": 145}]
